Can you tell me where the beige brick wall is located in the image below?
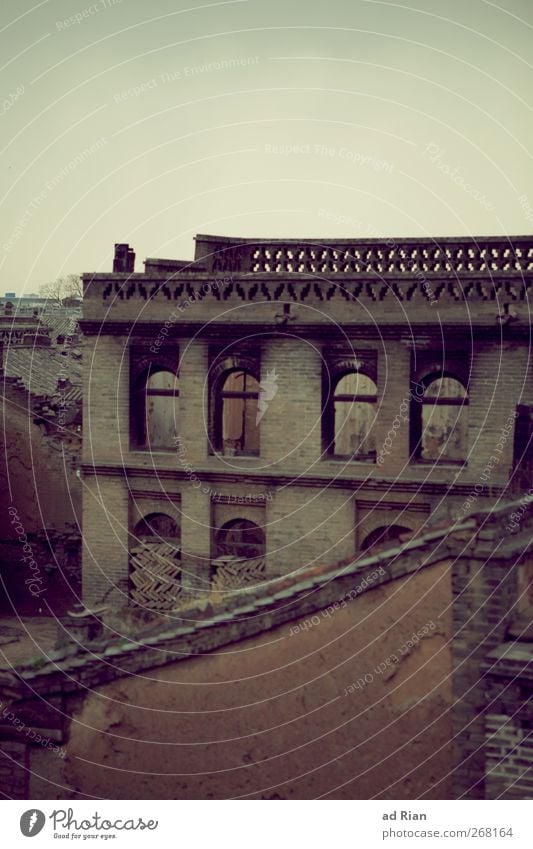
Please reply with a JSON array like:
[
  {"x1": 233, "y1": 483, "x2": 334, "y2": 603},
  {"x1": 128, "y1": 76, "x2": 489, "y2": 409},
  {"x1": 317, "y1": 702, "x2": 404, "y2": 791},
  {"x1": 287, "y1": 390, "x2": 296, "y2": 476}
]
[
  {"x1": 374, "y1": 340, "x2": 411, "y2": 476},
  {"x1": 83, "y1": 335, "x2": 129, "y2": 463},
  {"x1": 266, "y1": 486, "x2": 355, "y2": 574},
  {"x1": 261, "y1": 337, "x2": 322, "y2": 468},
  {"x1": 81, "y1": 309, "x2": 528, "y2": 605},
  {"x1": 81, "y1": 332, "x2": 527, "y2": 604},
  {"x1": 467, "y1": 343, "x2": 527, "y2": 483},
  {"x1": 82, "y1": 475, "x2": 129, "y2": 606},
  {"x1": 177, "y1": 338, "x2": 208, "y2": 464}
]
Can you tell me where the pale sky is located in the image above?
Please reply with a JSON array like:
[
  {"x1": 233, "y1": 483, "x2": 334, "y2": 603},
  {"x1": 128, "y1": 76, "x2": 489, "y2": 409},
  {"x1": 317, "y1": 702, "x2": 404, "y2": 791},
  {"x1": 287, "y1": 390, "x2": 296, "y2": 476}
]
[{"x1": 1, "y1": 0, "x2": 532, "y2": 294}]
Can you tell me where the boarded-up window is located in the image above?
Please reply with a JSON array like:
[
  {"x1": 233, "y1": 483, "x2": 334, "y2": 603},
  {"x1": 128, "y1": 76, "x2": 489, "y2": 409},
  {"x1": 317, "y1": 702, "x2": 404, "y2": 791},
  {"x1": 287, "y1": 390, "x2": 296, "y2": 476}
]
[{"x1": 130, "y1": 513, "x2": 181, "y2": 610}]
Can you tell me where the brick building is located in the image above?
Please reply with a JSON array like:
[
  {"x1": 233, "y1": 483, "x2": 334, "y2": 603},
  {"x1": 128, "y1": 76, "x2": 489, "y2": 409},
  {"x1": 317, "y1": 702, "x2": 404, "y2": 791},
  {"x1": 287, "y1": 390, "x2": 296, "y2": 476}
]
[{"x1": 80, "y1": 235, "x2": 533, "y2": 610}]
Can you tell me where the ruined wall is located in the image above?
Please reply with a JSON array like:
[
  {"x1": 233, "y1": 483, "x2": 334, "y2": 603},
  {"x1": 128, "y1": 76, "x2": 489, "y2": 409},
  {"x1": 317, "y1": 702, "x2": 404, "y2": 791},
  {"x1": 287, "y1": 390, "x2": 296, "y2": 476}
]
[
  {"x1": 483, "y1": 555, "x2": 533, "y2": 799},
  {"x1": 83, "y1": 328, "x2": 521, "y2": 606},
  {"x1": 57, "y1": 559, "x2": 453, "y2": 800},
  {"x1": 0, "y1": 382, "x2": 81, "y2": 615},
  {"x1": 485, "y1": 656, "x2": 533, "y2": 800},
  {"x1": 451, "y1": 528, "x2": 522, "y2": 799},
  {"x1": 81, "y1": 248, "x2": 530, "y2": 607}
]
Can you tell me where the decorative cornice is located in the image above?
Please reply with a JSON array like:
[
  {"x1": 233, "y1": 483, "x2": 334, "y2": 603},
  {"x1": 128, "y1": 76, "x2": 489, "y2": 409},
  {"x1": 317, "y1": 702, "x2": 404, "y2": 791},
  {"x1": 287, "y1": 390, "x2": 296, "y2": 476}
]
[
  {"x1": 78, "y1": 320, "x2": 531, "y2": 342},
  {"x1": 85, "y1": 274, "x2": 532, "y2": 310},
  {"x1": 128, "y1": 488, "x2": 182, "y2": 502},
  {"x1": 355, "y1": 498, "x2": 431, "y2": 513},
  {"x1": 79, "y1": 461, "x2": 506, "y2": 498}
]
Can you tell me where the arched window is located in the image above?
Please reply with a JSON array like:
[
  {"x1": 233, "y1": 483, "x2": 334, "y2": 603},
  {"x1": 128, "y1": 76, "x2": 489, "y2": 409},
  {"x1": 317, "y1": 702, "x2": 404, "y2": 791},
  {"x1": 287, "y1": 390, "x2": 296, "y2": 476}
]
[
  {"x1": 333, "y1": 372, "x2": 377, "y2": 458},
  {"x1": 134, "y1": 513, "x2": 181, "y2": 543},
  {"x1": 418, "y1": 375, "x2": 468, "y2": 462},
  {"x1": 215, "y1": 519, "x2": 265, "y2": 560},
  {"x1": 217, "y1": 370, "x2": 260, "y2": 456},
  {"x1": 135, "y1": 367, "x2": 179, "y2": 450},
  {"x1": 361, "y1": 524, "x2": 411, "y2": 552}
]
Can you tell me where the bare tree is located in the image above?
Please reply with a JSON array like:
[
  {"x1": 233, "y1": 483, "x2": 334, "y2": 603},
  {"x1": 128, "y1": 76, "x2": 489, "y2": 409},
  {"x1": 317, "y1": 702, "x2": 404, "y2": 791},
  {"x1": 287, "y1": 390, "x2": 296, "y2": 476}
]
[
  {"x1": 39, "y1": 274, "x2": 82, "y2": 306},
  {"x1": 63, "y1": 273, "x2": 82, "y2": 300}
]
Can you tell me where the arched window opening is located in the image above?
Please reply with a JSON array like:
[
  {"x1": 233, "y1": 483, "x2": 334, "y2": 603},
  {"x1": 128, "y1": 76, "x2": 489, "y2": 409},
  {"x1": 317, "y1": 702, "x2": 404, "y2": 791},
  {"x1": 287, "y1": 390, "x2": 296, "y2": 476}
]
[
  {"x1": 218, "y1": 370, "x2": 260, "y2": 456},
  {"x1": 133, "y1": 513, "x2": 180, "y2": 543},
  {"x1": 215, "y1": 519, "x2": 265, "y2": 561},
  {"x1": 136, "y1": 367, "x2": 179, "y2": 450},
  {"x1": 211, "y1": 518, "x2": 266, "y2": 593},
  {"x1": 333, "y1": 372, "x2": 377, "y2": 458},
  {"x1": 420, "y1": 375, "x2": 468, "y2": 462},
  {"x1": 361, "y1": 524, "x2": 411, "y2": 553}
]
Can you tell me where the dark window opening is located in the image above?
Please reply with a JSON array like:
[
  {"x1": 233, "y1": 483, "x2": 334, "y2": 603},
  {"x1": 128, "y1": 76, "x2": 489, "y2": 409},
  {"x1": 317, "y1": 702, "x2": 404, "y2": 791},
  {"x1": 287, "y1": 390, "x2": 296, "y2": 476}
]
[
  {"x1": 361, "y1": 524, "x2": 412, "y2": 553},
  {"x1": 134, "y1": 513, "x2": 181, "y2": 543},
  {"x1": 215, "y1": 519, "x2": 265, "y2": 561}
]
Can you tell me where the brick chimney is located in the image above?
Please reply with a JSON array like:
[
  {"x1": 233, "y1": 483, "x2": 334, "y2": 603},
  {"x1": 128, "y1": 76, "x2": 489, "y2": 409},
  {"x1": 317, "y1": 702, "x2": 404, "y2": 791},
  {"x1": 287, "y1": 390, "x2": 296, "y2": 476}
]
[{"x1": 113, "y1": 243, "x2": 135, "y2": 273}]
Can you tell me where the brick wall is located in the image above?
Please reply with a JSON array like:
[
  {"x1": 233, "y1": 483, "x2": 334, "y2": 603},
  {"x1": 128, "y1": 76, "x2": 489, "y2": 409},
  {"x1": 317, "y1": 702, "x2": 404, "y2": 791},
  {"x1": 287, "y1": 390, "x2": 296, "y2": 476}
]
[
  {"x1": 468, "y1": 343, "x2": 527, "y2": 484},
  {"x1": 82, "y1": 475, "x2": 129, "y2": 606},
  {"x1": 178, "y1": 338, "x2": 208, "y2": 464},
  {"x1": 266, "y1": 486, "x2": 355, "y2": 574},
  {"x1": 0, "y1": 740, "x2": 28, "y2": 799},
  {"x1": 81, "y1": 331, "x2": 526, "y2": 605},
  {"x1": 485, "y1": 696, "x2": 533, "y2": 799},
  {"x1": 485, "y1": 666, "x2": 533, "y2": 799},
  {"x1": 375, "y1": 340, "x2": 411, "y2": 476},
  {"x1": 83, "y1": 335, "x2": 129, "y2": 463},
  {"x1": 451, "y1": 541, "x2": 518, "y2": 798},
  {"x1": 261, "y1": 337, "x2": 322, "y2": 468},
  {"x1": 180, "y1": 486, "x2": 212, "y2": 592}
]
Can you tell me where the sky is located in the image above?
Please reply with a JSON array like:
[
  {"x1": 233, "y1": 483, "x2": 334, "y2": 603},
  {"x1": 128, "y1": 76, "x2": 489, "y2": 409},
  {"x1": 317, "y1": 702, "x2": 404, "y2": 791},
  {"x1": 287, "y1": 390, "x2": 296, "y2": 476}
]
[{"x1": 1, "y1": 0, "x2": 532, "y2": 294}]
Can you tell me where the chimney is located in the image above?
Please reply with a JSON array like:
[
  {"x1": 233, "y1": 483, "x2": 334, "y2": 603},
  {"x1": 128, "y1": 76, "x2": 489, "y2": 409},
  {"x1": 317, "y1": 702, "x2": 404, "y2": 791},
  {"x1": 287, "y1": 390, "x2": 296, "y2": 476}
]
[{"x1": 113, "y1": 243, "x2": 135, "y2": 273}]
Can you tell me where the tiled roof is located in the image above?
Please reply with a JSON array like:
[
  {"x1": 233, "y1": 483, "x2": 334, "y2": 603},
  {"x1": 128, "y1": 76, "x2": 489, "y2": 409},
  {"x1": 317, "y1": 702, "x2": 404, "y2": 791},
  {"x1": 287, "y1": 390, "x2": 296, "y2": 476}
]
[
  {"x1": 39, "y1": 309, "x2": 81, "y2": 341},
  {"x1": 1, "y1": 497, "x2": 529, "y2": 700},
  {"x1": 3, "y1": 346, "x2": 82, "y2": 402}
]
